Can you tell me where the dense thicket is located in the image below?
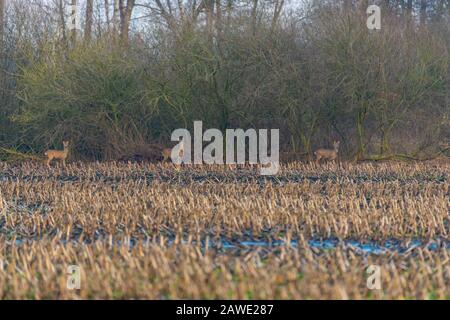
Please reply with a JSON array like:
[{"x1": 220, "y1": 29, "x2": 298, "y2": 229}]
[{"x1": 0, "y1": 0, "x2": 449, "y2": 160}]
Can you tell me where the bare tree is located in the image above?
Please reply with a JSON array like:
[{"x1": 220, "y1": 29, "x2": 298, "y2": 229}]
[
  {"x1": 85, "y1": 0, "x2": 94, "y2": 42},
  {"x1": 138, "y1": 0, "x2": 210, "y2": 33},
  {"x1": 57, "y1": 0, "x2": 68, "y2": 45},
  {"x1": 205, "y1": 0, "x2": 214, "y2": 38},
  {"x1": 215, "y1": 0, "x2": 223, "y2": 34},
  {"x1": 251, "y1": 0, "x2": 258, "y2": 33},
  {"x1": 420, "y1": 0, "x2": 427, "y2": 25},
  {"x1": 0, "y1": 0, "x2": 4, "y2": 42},
  {"x1": 406, "y1": 0, "x2": 413, "y2": 16},
  {"x1": 113, "y1": 0, "x2": 119, "y2": 33},
  {"x1": 70, "y1": 0, "x2": 78, "y2": 44},
  {"x1": 151, "y1": 0, "x2": 178, "y2": 31},
  {"x1": 271, "y1": 0, "x2": 284, "y2": 31},
  {"x1": 119, "y1": 0, "x2": 135, "y2": 43},
  {"x1": 105, "y1": 0, "x2": 110, "y2": 28}
]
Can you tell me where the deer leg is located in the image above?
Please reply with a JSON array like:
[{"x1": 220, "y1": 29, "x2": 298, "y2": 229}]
[{"x1": 332, "y1": 155, "x2": 338, "y2": 164}]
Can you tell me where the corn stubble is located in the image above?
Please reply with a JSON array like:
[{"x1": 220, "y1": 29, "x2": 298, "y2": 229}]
[{"x1": 0, "y1": 160, "x2": 448, "y2": 299}]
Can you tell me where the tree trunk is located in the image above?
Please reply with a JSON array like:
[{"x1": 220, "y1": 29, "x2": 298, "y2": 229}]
[
  {"x1": 205, "y1": 0, "x2": 214, "y2": 41},
  {"x1": 176, "y1": 0, "x2": 183, "y2": 22},
  {"x1": 113, "y1": 0, "x2": 120, "y2": 35},
  {"x1": 70, "y1": 0, "x2": 78, "y2": 45},
  {"x1": 119, "y1": 0, "x2": 135, "y2": 44},
  {"x1": 154, "y1": 0, "x2": 178, "y2": 32},
  {"x1": 0, "y1": 0, "x2": 4, "y2": 43},
  {"x1": 406, "y1": 0, "x2": 413, "y2": 16},
  {"x1": 104, "y1": 0, "x2": 110, "y2": 29},
  {"x1": 251, "y1": 0, "x2": 258, "y2": 34},
  {"x1": 57, "y1": 0, "x2": 67, "y2": 45},
  {"x1": 271, "y1": 0, "x2": 284, "y2": 32},
  {"x1": 420, "y1": 0, "x2": 427, "y2": 25},
  {"x1": 215, "y1": 0, "x2": 222, "y2": 33},
  {"x1": 85, "y1": 0, "x2": 94, "y2": 42},
  {"x1": 435, "y1": 0, "x2": 445, "y2": 21},
  {"x1": 225, "y1": 0, "x2": 232, "y2": 26}
]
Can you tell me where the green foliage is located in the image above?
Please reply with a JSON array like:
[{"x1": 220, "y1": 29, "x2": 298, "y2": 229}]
[
  {"x1": 2, "y1": 3, "x2": 449, "y2": 160},
  {"x1": 15, "y1": 43, "x2": 152, "y2": 159}
]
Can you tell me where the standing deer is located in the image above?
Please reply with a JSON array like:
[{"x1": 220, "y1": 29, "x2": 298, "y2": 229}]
[
  {"x1": 162, "y1": 141, "x2": 184, "y2": 163},
  {"x1": 44, "y1": 141, "x2": 70, "y2": 168},
  {"x1": 314, "y1": 141, "x2": 340, "y2": 164}
]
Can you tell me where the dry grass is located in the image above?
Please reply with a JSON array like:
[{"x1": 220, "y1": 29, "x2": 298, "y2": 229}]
[
  {"x1": 0, "y1": 160, "x2": 448, "y2": 299},
  {"x1": 1, "y1": 240, "x2": 449, "y2": 299}
]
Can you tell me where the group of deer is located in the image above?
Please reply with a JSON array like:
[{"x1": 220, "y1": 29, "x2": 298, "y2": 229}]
[
  {"x1": 162, "y1": 141, "x2": 341, "y2": 164},
  {"x1": 43, "y1": 141, "x2": 184, "y2": 168},
  {"x1": 43, "y1": 140, "x2": 340, "y2": 167}
]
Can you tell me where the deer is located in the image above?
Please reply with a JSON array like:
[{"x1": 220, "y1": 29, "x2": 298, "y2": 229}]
[
  {"x1": 162, "y1": 141, "x2": 185, "y2": 163},
  {"x1": 44, "y1": 141, "x2": 70, "y2": 168},
  {"x1": 314, "y1": 141, "x2": 340, "y2": 164}
]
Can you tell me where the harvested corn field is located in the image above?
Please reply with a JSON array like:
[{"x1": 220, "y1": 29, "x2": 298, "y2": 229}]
[{"x1": 0, "y1": 161, "x2": 449, "y2": 299}]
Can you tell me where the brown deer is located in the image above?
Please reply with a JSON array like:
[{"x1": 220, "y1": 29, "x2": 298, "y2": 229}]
[
  {"x1": 44, "y1": 141, "x2": 70, "y2": 168},
  {"x1": 314, "y1": 141, "x2": 340, "y2": 164},
  {"x1": 162, "y1": 141, "x2": 184, "y2": 163}
]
